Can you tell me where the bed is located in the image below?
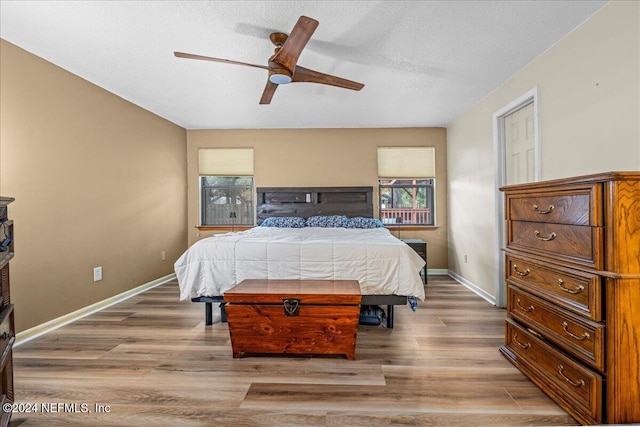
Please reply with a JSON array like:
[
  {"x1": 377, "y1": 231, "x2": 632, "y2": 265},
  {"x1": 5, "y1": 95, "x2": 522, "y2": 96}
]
[{"x1": 174, "y1": 186, "x2": 426, "y2": 328}]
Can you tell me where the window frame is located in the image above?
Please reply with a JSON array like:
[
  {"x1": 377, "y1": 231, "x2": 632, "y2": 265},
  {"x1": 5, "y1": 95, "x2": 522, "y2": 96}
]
[
  {"x1": 197, "y1": 147, "x2": 254, "y2": 230},
  {"x1": 199, "y1": 176, "x2": 255, "y2": 227},
  {"x1": 377, "y1": 146, "x2": 437, "y2": 229}
]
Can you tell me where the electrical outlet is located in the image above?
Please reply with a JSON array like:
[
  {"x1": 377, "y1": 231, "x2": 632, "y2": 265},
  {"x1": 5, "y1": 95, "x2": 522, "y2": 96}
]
[
  {"x1": 161, "y1": 251, "x2": 166, "y2": 261},
  {"x1": 93, "y1": 266, "x2": 102, "y2": 282},
  {"x1": 464, "y1": 254, "x2": 468, "y2": 263}
]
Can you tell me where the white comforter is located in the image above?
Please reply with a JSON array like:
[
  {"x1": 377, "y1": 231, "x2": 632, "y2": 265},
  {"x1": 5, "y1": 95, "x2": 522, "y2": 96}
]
[{"x1": 174, "y1": 227, "x2": 426, "y2": 301}]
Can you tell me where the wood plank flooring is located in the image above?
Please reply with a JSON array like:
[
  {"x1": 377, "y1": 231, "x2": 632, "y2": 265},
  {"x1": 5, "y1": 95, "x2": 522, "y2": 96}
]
[{"x1": 9, "y1": 275, "x2": 578, "y2": 426}]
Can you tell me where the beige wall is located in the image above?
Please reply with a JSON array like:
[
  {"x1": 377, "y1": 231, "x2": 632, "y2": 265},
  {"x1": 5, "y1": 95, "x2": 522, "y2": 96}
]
[
  {"x1": 446, "y1": 2, "x2": 640, "y2": 300},
  {"x1": 0, "y1": 40, "x2": 188, "y2": 332},
  {"x1": 187, "y1": 128, "x2": 449, "y2": 270}
]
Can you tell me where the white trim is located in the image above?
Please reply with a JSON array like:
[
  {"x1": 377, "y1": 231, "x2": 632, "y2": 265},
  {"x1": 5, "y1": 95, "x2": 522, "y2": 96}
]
[
  {"x1": 492, "y1": 87, "x2": 539, "y2": 308},
  {"x1": 15, "y1": 273, "x2": 176, "y2": 347},
  {"x1": 448, "y1": 270, "x2": 497, "y2": 306}
]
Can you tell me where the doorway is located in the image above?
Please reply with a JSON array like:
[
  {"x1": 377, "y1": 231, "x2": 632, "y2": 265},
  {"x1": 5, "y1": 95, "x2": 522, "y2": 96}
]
[{"x1": 493, "y1": 88, "x2": 539, "y2": 307}]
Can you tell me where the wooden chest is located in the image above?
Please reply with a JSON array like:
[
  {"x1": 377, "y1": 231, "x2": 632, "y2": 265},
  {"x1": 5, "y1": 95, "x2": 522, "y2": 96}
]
[
  {"x1": 224, "y1": 279, "x2": 361, "y2": 360},
  {"x1": 500, "y1": 172, "x2": 640, "y2": 425}
]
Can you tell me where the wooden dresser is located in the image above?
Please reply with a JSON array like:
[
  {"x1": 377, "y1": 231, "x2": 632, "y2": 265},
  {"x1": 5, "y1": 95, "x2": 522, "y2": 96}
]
[
  {"x1": 499, "y1": 172, "x2": 640, "y2": 425},
  {"x1": 0, "y1": 197, "x2": 14, "y2": 427}
]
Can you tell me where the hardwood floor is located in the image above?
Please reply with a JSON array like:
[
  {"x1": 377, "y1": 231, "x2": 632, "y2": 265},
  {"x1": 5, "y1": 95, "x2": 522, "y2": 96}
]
[{"x1": 9, "y1": 275, "x2": 577, "y2": 426}]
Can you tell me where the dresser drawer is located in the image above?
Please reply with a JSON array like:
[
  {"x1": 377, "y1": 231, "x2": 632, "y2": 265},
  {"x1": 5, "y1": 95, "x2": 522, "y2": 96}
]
[
  {"x1": 507, "y1": 221, "x2": 603, "y2": 269},
  {"x1": 0, "y1": 305, "x2": 14, "y2": 371},
  {"x1": 505, "y1": 184, "x2": 602, "y2": 226},
  {"x1": 505, "y1": 318, "x2": 603, "y2": 423},
  {"x1": 506, "y1": 255, "x2": 602, "y2": 321},
  {"x1": 508, "y1": 286, "x2": 604, "y2": 371},
  {"x1": 0, "y1": 355, "x2": 13, "y2": 406}
]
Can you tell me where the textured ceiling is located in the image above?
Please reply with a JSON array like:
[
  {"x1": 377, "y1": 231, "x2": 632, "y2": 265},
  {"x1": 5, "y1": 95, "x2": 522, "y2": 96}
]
[{"x1": 0, "y1": 1, "x2": 606, "y2": 129}]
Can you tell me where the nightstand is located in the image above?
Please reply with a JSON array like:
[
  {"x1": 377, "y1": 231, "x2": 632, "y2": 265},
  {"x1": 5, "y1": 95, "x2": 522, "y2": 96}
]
[{"x1": 402, "y1": 239, "x2": 427, "y2": 284}]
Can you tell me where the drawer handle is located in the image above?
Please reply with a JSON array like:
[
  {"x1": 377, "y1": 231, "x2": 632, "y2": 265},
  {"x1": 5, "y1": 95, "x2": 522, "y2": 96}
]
[
  {"x1": 557, "y1": 279, "x2": 585, "y2": 294},
  {"x1": 562, "y1": 321, "x2": 590, "y2": 341},
  {"x1": 512, "y1": 333, "x2": 531, "y2": 349},
  {"x1": 516, "y1": 298, "x2": 534, "y2": 313},
  {"x1": 532, "y1": 204, "x2": 554, "y2": 214},
  {"x1": 558, "y1": 364, "x2": 585, "y2": 387},
  {"x1": 512, "y1": 264, "x2": 530, "y2": 277},
  {"x1": 534, "y1": 230, "x2": 556, "y2": 241},
  {"x1": 526, "y1": 327, "x2": 543, "y2": 339}
]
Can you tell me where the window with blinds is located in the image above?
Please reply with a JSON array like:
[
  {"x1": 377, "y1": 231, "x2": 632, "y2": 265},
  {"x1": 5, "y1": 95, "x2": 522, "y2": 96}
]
[
  {"x1": 199, "y1": 148, "x2": 254, "y2": 227},
  {"x1": 377, "y1": 147, "x2": 436, "y2": 226}
]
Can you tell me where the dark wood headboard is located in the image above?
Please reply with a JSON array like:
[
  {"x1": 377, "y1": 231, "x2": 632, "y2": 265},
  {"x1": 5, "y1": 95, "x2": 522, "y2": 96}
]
[{"x1": 256, "y1": 187, "x2": 373, "y2": 224}]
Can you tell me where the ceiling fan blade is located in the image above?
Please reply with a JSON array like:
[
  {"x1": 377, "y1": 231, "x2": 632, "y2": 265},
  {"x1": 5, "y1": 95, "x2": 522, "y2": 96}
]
[
  {"x1": 174, "y1": 51, "x2": 269, "y2": 71},
  {"x1": 292, "y1": 66, "x2": 364, "y2": 91},
  {"x1": 259, "y1": 80, "x2": 278, "y2": 105},
  {"x1": 271, "y1": 16, "x2": 318, "y2": 71}
]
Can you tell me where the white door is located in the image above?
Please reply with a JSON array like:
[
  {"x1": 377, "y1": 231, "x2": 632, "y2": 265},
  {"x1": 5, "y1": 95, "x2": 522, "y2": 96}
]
[
  {"x1": 493, "y1": 89, "x2": 539, "y2": 308},
  {"x1": 504, "y1": 102, "x2": 536, "y2": 185}
]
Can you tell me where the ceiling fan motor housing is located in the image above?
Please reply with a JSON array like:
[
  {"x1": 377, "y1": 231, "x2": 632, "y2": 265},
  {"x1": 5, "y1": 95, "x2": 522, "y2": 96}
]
[{"x1": 268, "y1": 64, "x2": 292, "y2": 84}]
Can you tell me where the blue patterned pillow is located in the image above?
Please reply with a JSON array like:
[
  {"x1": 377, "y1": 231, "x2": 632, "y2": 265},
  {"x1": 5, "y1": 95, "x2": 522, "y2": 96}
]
[
  {"x1": 306, "y1": 215, "x2": 350, "y2": 228},
  {"x1": 260, "y1": 216, "x2": 307, "y2": 228},
  {"x1": 348, "y1": 217, "x2": 385, "y2": 229}
]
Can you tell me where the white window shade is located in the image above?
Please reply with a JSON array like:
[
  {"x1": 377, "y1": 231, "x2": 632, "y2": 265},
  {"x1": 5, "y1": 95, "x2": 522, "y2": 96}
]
[
  {"x1": 199, "y1": 148, "x2": 254, "y2": 176},
  {"x1": 377, "y1": 147, "x2": 435, "y2": 178}
]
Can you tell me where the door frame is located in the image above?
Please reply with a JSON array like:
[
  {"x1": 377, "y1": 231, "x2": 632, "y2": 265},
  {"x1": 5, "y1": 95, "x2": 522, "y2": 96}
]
[{"x1": 492, "y1": 87, "x2": 539, "y2": 307}]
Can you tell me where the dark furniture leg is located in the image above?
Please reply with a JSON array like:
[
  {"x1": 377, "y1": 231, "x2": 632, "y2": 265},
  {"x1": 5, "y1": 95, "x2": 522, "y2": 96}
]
[
  {"x1": 191, "y1": 296, "x2": 225, "y2": 325},
  {"x1": 219, "y1": 303, "x2": 226, "y2": 323},
  {"x1": 360, "y1": 295, "x2": 406, "y2": 329},
  {"x1": 205, "y1": 302, "x2": 212, "y2": 325}
]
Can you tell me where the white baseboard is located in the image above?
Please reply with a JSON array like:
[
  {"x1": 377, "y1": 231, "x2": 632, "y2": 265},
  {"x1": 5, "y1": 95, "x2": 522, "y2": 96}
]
[
  {"x1": 447, "y1": 270, "x2": 497, "y2": 306},
  {"x1": 15, "y1": 273, "x2": 177, "y2": 347}
]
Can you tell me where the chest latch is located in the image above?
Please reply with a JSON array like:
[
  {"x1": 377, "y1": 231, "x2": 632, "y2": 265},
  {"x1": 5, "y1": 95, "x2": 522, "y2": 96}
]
[{"x1": 283, "y1": 298, "x2": 301, "y2": 316}]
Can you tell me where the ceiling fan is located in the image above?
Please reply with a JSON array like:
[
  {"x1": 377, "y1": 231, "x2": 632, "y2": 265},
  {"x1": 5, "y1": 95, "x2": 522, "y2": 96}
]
[{"x1": 174, "y1": 16, "x2": 365, "y2": 104}]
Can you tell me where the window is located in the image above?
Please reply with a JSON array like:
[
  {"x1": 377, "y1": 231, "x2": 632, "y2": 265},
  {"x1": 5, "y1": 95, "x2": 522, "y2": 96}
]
[
  {"x1": 199, "y1": 148, "x2": 254, "y2": 226},
  {"x1": 377, "y1": 147, "x2": 436, "y2": 226},
  {"x1": 200, "y1": 176, "x2": 254, "y2": 226},
  {"x1": 379, "y1": 179, "x2": 435, "y2": 226}
]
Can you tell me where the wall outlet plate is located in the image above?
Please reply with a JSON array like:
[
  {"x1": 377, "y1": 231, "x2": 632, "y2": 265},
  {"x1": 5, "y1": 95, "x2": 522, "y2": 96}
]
[{"x1": 93, "y1": 266, "x2": 102, "y2": 282}]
